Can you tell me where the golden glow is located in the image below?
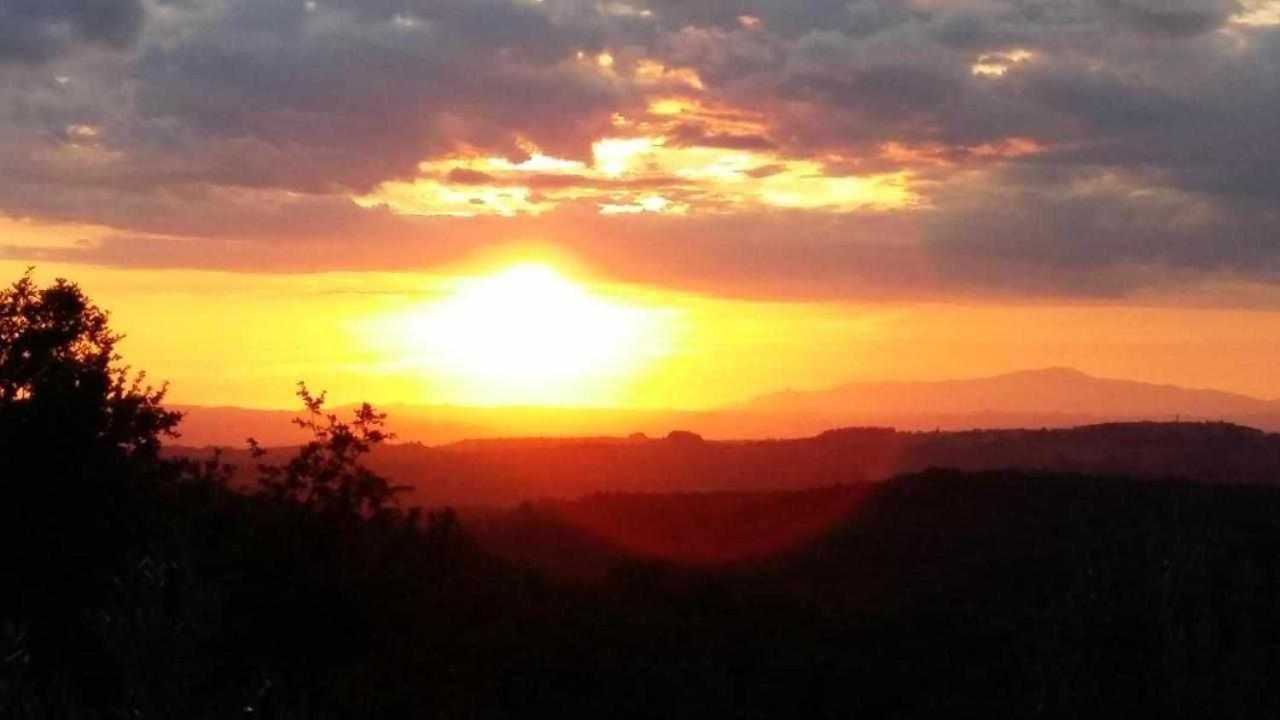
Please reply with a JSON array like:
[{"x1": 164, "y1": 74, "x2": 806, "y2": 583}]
[
  {"x1": 1232, "y1": 1, "x2": 1280, "y2": 26},
  {"x1": 360, "y1": 136, "x2": 919, "y2": 216},
  {"x1": 355, "y1": 180, "x2": 549, "y2": 217},
  {"x1": 593, "y1": 136, "x2": 660, "y2": 176},
  {"x1": 355, "y1": 82, "x2": 919, "y2": 217},
  {"x1": 0, "y1": 214, "x2": 115, "y2": 249},
  {"x1": 488, "y1": 152, "x2": 585, "y2": 173},
  {"x1": 648, "y1": 98, "x2": 691, "y2": 116},
  {"x1": 972, "y1": 49, "x2": 1035, "y2": 77},
  {"x1": 634, "y1": 59, "x2": 705, "y2": 90},
  {"x1": 757, "y1": 168, "x2": 915, "y2": 210},
  {"x1": 66, "y1": 124, "x2": 100, "y2": 140},
  {"x1": 599, "y1": 194, "x2": 688, "y2": 215},
  {"x1": 5, "y1": 260, "x2": 1280, "y2": 414},
  {"x1": 351, "y1": 61, "x2": 932, "y2": 218},
  {"x1": 640, "y1": 96, "x2": 770, "y2": 137},
  {"x1": 367, "y1": 263, "x2": 676, "y2": 406}
]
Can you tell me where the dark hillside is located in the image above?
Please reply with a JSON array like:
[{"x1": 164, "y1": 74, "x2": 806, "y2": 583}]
[
  {"x1": 455, "y1": 471, "x2": 1280, "y2": 717},
  {"x1": 174, "y1": 421, "x2": 1280, "y2": 507}
]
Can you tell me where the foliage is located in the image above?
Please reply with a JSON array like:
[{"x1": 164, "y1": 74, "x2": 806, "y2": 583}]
[
  {"x1": 0, "y1": 268, "x2": 180, "y2": 464},
  {"x1": 250, "y1": 383, "x2": 407, "y2": 519},
  {"x1": 1, "y1": 271, "x2": 188, "y2": 716}
]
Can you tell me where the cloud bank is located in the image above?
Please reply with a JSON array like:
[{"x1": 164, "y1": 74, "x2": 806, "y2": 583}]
[{"x1": 2, "y1": 0, "x2": 1279, "y2": 303}]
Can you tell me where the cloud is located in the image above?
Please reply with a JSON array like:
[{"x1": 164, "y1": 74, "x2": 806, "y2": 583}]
[
  {"x1": 1098, "y1": 0, "x2": 1241, "y2": 36},
  {"x1": 0, "y1": 0, "x2": 146, "y2": 63},
  {"x1": 131, "y1": 0, "x2": 625, "y2": 191},
  {"x1": 0, "y1": 0, "x2": 1278, "y2": 307},
  {"x1": 924, "y1": 164, "x2": 1280, "y2": 297}
]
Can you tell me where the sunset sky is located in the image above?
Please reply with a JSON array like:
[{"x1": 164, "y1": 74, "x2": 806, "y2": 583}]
[{"x1": 3, "y1": 0, "x2": 1280, "y2": 409}]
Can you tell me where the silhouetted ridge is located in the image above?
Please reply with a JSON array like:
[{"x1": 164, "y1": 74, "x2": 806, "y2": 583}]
[
  {"x1": 173, "y1": 420, "x2": 1280, "y2": 508},
  {"x1": 745, "y1": 367, "x2": 1276, "y2": 422},
  {"x1": 173, "y1": 368, "x2": 1280, "y2": 446}
]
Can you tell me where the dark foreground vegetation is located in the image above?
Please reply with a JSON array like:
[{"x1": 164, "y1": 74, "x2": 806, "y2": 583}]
[{"x1": 5, "y1": 272, "x2": 1280, "y2": 718}]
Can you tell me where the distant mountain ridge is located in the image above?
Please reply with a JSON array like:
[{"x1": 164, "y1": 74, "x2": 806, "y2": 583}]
[
  {"x1": 172, "y1": 368, "x2": 1280, "y2": 447},
  {"x1": 746, "y1": 367, "x2": 1279, "y2": 420}
]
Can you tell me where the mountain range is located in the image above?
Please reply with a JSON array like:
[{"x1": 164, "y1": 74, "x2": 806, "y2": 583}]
[{"x1": 172, "y1": 367, "x2": 1280, "y2": 447}]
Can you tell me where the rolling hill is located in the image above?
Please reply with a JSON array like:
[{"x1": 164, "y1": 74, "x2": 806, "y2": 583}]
[
  {"x1": 173, "y1": 421, "x2": 1280, "y2": 508},
  {"x1": 172, "y1": 368, "x2": 1280, "y2": 446}
]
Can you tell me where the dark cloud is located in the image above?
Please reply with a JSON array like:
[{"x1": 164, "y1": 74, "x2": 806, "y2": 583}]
[
  {"x1": 1098, "y1": 0, "x2": 1240, "y2": 36},
  {"x1": 132, "y1": 0, "x2": 624, "y2": 191},
  {"x1": 0, "y1": 0, "x2": 1278, "y2": 306},
  {"x1": 1013, "y1": 30, "x2": 1280, "y2": 208},
  {"x1": 787, "y1": 63, "x2": 963, "y2": 124},
  {"x1": 667, "y1": 122, "x2": 776, "y2": 150},
  {"x1": 925, "y1": 164, "x2": 1280, "y2": 297},
  {"x1": 0, "y1": 0, "x2": 145, "y2": 63}
]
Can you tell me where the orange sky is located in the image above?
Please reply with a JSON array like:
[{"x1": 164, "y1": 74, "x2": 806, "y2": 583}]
[{"x1": 5, "y1": 257, "x2": 1280, "y2": 410}]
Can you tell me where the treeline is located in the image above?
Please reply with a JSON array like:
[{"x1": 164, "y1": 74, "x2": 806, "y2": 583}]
[{"x1": 179, "y1": 420, "x2": 1280, "y2": 509}]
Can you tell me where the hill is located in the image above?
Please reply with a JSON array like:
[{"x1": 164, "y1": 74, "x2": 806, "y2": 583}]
[
  {"x1": 172, "y1": 368, "x2": 1280, "y2": 446},
  {"x1": 173, "y1": 421, "x2": 1280, "y2": 508},
  {"x1": 418, "y1": 470, "x2": 1280, "y2": 717},
  {"x1": 745, "y1": 366, "x2": 1280, "y2": 426}
]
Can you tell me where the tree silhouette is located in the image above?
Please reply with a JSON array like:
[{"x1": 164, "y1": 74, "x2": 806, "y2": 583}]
[
  {"x1": 0, "y1": 270, "x2": 186, "y2": 711},
  {"x1": 250, "y1": 383, "x2": 407, "y2": 519},
  {"x1": 0, "y1": 268, "x2": 180, "y2": 468}
]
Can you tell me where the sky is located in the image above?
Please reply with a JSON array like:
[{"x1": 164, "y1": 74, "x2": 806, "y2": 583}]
[{"x1": 2, "y1": 0, "x2": 1280, "y2": 409}]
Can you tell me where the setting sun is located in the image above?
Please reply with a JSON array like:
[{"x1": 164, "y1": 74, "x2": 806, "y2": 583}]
[{"x1": 375, "y1": 264, "x2": 675, "y2": 406}]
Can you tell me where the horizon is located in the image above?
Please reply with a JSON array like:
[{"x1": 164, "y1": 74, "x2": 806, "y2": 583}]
[
  {"x1": 169, "y1": 364, "x2": 1280, "y2": 413},
  {"x1": 7, "y1": 260, "x2": 1280, "y2": 410},
  {"x1": 167, "y1": 365, "x2": 1280, "y2": 449}
]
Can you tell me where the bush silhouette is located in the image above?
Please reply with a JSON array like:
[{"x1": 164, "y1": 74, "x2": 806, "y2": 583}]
[{"x1": 250, "y1": 383, "x2": 407, "y2": 520}]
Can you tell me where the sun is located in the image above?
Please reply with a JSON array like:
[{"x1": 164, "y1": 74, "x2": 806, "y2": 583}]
[{"x1": 390, "y1": 263, "x2": 672, "y2": 406}]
